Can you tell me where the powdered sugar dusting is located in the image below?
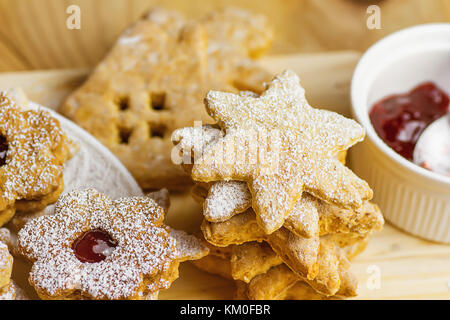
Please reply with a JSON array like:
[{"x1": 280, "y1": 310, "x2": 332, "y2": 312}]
[
  {"x1": 189, "y1": 70, "x2": 372, "y2": 233},
  {"x1": 0, "y1": 228, "x2": 10, "y2": 245},
  {"x1": 0, "y1": 280, "x2": 15, "y2": 300},
  {"x1": 169, "y1": 229, "x2": 209, "y2": 262},
  {"x1": 172, "y1": 124, "x2": 224, "y2": 165},
  {"x1": 18, "y1": 188, "x2": 177, "y2": 300},
  {"x1": 0, "y1": 92, "x2": 72, "y2": 211},
  {"x1": 147, "y1": 188, "x2": 170, "y2": 212},
  {"x1": 0, "y1": 241, "x2": 12, "y2": 278}
]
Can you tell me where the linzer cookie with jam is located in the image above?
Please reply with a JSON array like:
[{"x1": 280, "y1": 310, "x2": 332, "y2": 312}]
[
  {"x1": 17, "y1": 188, "x2": 208, "y2": 300},
  {"x1": 0, "y1": 92, "x2": 74, "y2": 227},
  {"x1": 60, "y1": 7, "x2": 272, "y2": 190}
]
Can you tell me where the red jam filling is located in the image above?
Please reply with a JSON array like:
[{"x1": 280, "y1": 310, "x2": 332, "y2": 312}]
[
  {"x1": 72, "y1": 229, "x2": 117, "y2": 263},
  {"x1": 0, "y1": 136, "x2": 8, "y2": 166},
  {"x1": 369, "y1": 82, "x2": 449, "y2": 160}
]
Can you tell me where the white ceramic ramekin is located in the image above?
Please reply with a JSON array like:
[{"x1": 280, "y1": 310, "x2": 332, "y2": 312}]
[{"x1": 350, "y1": 24, "x2": 450, "y2": 243}]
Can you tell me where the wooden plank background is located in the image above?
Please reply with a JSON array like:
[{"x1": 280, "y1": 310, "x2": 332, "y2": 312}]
[{"x1": 0, "y1": 0, "x2": 448, "y2": 71}]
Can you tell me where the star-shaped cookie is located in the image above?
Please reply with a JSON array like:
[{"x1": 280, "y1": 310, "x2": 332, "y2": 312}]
[
  {"x1": 61, "y1": 7, "x2": 272, "y2": 190},
  {"x1": 190, "y1": 70, "x2": 372, "y2": 234}
]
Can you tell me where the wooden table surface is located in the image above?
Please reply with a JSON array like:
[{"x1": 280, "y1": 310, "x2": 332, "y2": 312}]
[{"x1": 0, "y1": 0, "x2": 448, "y2": 71}]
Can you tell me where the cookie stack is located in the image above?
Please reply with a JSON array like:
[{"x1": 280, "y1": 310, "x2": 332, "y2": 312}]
[{"x1": 172, "y1": 70, "x2": 384, "y2": 299}]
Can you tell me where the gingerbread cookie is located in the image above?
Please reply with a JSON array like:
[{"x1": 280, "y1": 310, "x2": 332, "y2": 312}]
[
  {"x1": 60, "y1": 7, "x2": 272, "y2": 190},
  {"x1": 230, "y1": 241, "x2": 282, "y2": 283},
  {"x1": 0, "y1": 92, "x2": 74, "y2": 227},
  {"x1": 173, "y1": 124, "x2": 376, "y2": 242},
  {"x1": 17, "y1": 188, "x2": 207, "y2": 300}
]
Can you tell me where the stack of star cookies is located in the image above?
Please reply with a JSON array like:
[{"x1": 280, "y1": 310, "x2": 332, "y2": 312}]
[
  {"x1": 172, "y1": 70, "x2": 384, "y2": 299},
  {"x1": 60, "y1": 7, "x2": 272, "y2": 190}
]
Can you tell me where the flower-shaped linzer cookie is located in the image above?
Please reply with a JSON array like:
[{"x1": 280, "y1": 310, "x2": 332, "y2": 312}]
[
  {"x1": 18, "y1": 188, "x2": 179, "y2": 300},
  {"x1": 0, "y1": 92, "x2": 73, "y2": 226}
]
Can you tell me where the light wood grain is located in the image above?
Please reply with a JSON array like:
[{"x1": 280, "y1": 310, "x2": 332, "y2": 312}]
[
  {"x1": 0, "y1": 51, "x2": 361, "y2": 116},
  {"x1": 0, "y1": 52, "x2": 449, "y2": 300},
  {"x1": 0, "y1": 0, "x2": 448, "y2": 71}
]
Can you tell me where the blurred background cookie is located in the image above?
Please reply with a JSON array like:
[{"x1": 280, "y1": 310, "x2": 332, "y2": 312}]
[{"x1": 60, "y1": 7, "x2": 272, "y2": 190}]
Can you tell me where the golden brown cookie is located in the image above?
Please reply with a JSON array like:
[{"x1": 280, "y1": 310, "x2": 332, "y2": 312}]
[
  {"x1": 194, "y1": 181, "x2": 383, "y2": 238},
  {"x1": 169, "y1": 229, "x2": 209, "y2": 263},
  {"x1": 172, "y1": 70, "x2": 382, "y2": 300},
  {"x1": 17, "y1": 188, "x2": 206, "y2": 300},
  {"x1": 0, "y1": 92, "x2": 74, "y2": 227},
  {"x1": 0, "y1": 241, "x2": 12, "y2": 290},
  {"x1": 184, "y1": 71, "x2": 371, "y2": 234},
  {"x1": 230, "y1": 241, "x2": 282, "y2": 283},
  {"x1": 173, "y1": 124, "x2": 370, "y2": 239},
  {"x1": 60, "y1": 7, "x2": 272, "y2": 190},
  {"x1": 200, "y1": 206, "x2": 379, "y2": 266},
  {"x1": 200, "y1": 206, "x2": 379, "y2": 289},
  {"x1": 196, "y1": 236, "x2": 361, "y2": 300}
]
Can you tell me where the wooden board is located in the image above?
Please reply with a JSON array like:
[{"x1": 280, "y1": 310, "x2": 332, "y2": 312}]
[
  {"x1": 0, "y1": 52, "x2": 449, "y2": 300},
  {"x1": 0, "y1": 0, "x2": 449, "y2": 72}
]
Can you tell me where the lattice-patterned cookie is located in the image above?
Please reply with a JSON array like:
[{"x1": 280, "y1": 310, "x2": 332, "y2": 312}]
[{"x1": 61, "y1": 7, "x2": 272, "y2": 190}]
